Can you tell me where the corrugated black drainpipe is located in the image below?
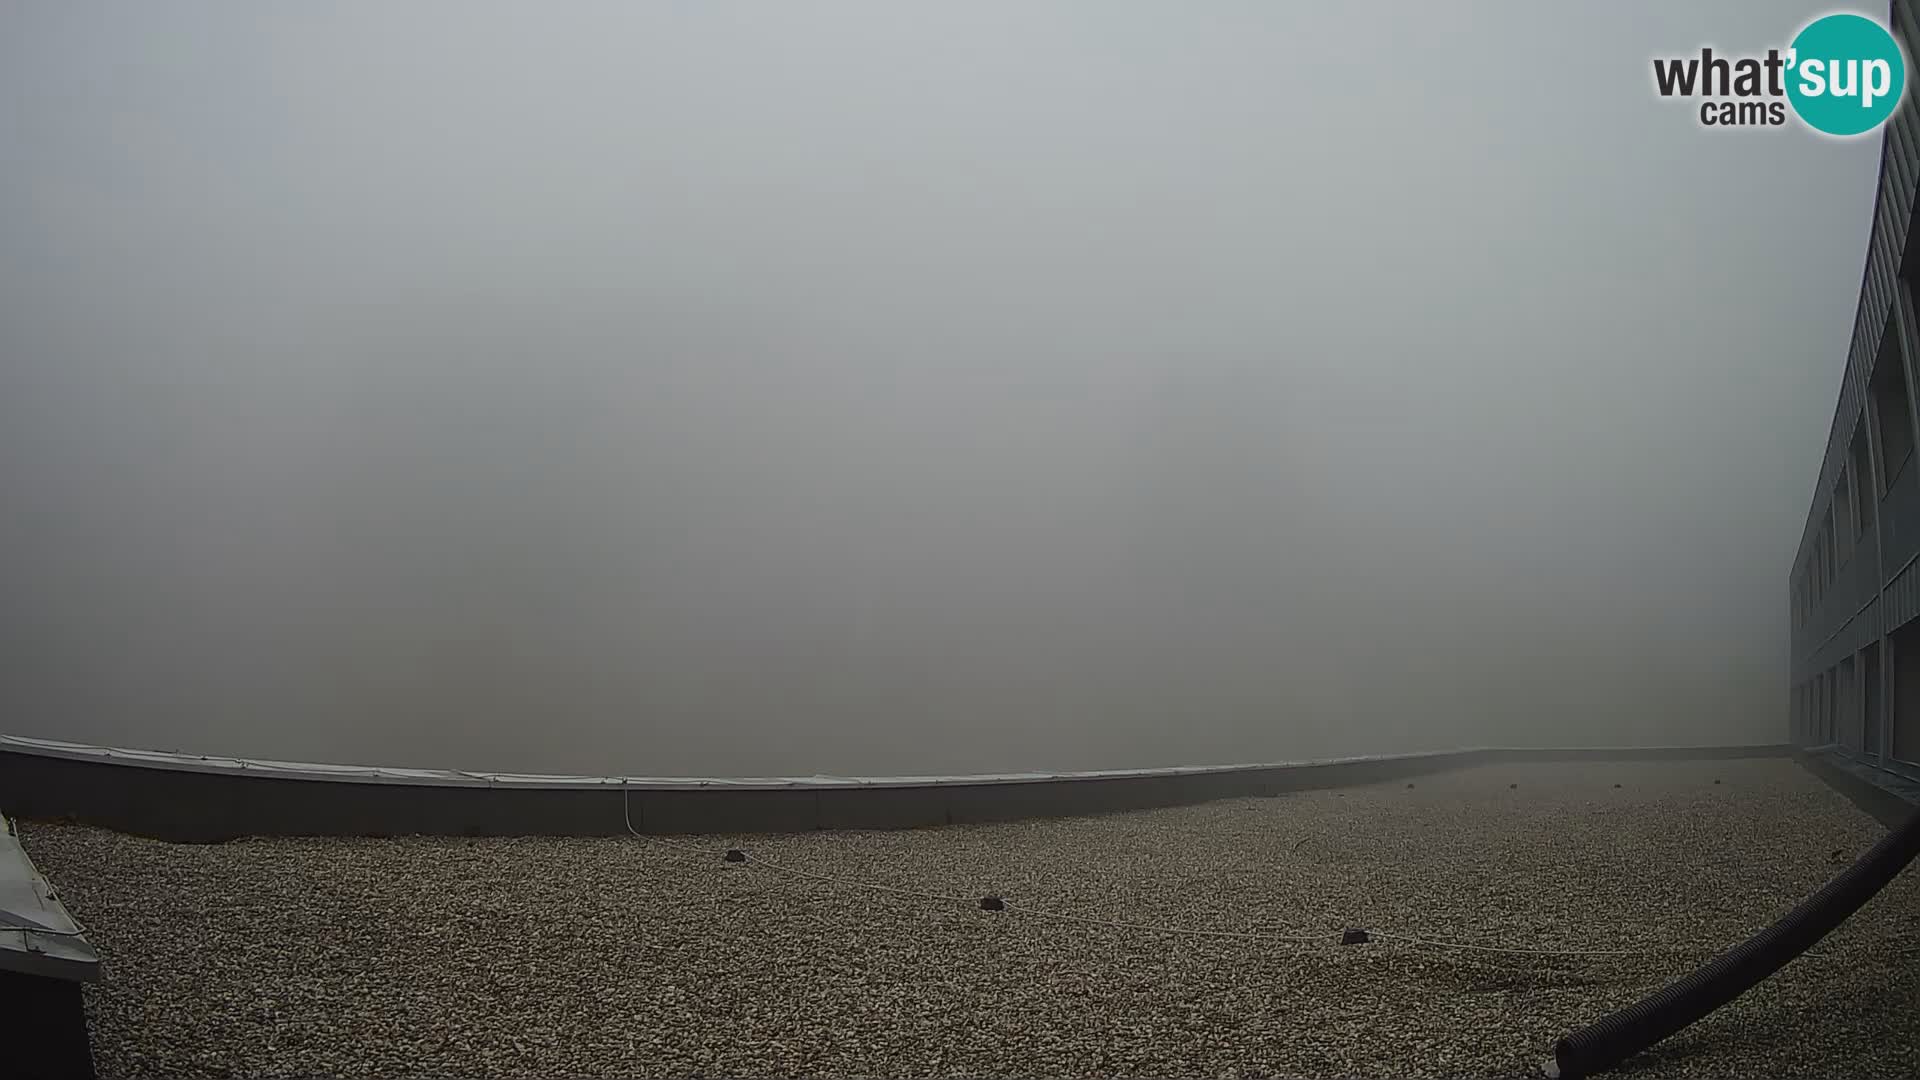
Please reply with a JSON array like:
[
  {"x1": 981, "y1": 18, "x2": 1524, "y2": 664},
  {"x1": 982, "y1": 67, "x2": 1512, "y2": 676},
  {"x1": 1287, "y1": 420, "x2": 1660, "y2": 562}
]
[{"x1": 1546, "y1": 804, "x2": 1920, "y2": 1078}]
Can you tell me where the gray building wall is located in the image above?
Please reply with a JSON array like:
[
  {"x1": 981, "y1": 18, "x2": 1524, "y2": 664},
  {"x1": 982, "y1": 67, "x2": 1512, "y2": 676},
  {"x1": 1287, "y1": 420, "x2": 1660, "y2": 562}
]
[{"x1": 1788, "y1": 0, "x2": 1920, "y2": 781}]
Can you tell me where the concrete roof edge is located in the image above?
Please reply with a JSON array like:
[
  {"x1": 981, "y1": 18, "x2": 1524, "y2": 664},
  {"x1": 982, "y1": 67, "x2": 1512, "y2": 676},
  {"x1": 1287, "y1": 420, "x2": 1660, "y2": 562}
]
[{"x1": 0, "y1": 734, "x2": 1793, "y2": 791}]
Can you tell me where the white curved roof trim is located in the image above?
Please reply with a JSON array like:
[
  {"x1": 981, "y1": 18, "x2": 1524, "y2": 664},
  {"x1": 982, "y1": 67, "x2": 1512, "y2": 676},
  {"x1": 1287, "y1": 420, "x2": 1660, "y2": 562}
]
[{"x1": 0, "y1": 733, "x2": 1489, "y2": 790}]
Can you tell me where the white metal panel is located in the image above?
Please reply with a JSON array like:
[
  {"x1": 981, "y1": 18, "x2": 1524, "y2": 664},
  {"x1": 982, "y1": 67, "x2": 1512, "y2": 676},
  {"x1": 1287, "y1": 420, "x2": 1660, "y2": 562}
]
[{"x1": 0, "y1": 814, "x2": 99, "y2": 983}]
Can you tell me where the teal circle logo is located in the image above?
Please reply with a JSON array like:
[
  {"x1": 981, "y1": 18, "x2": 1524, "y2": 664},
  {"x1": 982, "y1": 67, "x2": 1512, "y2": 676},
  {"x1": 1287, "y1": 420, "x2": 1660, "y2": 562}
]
[{"x1": 1787, "y1": 13, "x2": 1907, "y2": 136}]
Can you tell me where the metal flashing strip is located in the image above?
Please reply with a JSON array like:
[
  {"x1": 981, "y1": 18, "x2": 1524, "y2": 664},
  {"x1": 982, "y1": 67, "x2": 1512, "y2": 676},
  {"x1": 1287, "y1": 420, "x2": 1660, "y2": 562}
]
[{"x1": 0, "y1": 733, "x2": 1788, "y2": 791}]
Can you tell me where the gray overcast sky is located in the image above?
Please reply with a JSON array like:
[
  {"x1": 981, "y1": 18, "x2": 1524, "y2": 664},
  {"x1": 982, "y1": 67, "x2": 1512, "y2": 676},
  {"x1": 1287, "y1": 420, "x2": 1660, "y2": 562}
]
[{"x1": 0, "y1": 2, "x2": 1885, "y2": 775}]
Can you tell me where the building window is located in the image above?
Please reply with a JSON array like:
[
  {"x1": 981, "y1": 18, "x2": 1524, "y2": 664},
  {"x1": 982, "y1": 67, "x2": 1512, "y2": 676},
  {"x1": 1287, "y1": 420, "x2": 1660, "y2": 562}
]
[
  {"x1": 1871, "y1": 340, "x2": 1915, "y2": 492},
  {"x1": 1852, "y1": 425, "x2": 1876, "y2": 534},
  {"x1": 1836, "y1": 469, "x2": 1855, "y2": 562}
]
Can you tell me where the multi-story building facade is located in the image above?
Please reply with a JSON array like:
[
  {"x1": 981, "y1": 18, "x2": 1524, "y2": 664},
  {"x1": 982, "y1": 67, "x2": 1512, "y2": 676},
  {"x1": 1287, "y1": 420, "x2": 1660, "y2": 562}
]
[{"x1": 1789, "y1": 1, "x2": 1920, "y2": 776}]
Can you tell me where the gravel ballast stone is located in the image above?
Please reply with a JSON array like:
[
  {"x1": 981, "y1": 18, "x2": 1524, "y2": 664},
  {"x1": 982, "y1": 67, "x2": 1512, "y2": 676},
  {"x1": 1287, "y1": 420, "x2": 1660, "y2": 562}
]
[{"x1": 19, "y1": 758, "x2": 1920, "y2": 1078}]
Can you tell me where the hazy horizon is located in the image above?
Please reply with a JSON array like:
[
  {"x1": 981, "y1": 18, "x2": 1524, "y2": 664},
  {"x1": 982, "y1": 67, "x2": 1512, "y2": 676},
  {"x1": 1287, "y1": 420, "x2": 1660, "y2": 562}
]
[{"x1": 0, "y1": 1, "x2": 1883, "y2": 775}]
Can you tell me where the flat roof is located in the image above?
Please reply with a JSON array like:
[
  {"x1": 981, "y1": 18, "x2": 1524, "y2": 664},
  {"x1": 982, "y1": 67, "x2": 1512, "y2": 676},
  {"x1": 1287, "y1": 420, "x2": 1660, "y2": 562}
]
[
  {"x1": 0, "y1": 812, "x2": 99, "y2": 982},
  {"x1": 21, "y1": 758, "x2": 1911, "y2": 1078}
]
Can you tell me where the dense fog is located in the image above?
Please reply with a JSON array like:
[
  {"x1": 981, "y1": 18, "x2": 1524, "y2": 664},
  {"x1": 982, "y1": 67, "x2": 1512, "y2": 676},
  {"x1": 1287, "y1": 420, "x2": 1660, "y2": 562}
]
[{"x1": 0, "y1": 2, "x2": 1883, "y2": 775}]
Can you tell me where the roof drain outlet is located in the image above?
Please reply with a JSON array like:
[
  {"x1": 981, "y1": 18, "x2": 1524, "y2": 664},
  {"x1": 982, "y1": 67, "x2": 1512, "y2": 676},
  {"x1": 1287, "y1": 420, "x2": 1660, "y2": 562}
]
[{"x1": 1545, "y1": 805, "x2": 1920, "y2": 1079}]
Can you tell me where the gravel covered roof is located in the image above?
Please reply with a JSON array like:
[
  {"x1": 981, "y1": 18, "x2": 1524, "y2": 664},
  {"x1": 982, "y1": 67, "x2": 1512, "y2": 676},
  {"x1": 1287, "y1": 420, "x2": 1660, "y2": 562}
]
[{"x1": 20, "y1": 758, "x2": 1920, "y2": 1078}]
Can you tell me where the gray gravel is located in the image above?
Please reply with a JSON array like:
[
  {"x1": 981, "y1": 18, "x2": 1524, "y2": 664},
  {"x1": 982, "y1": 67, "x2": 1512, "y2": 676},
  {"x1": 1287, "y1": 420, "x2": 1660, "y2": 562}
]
[{"x1": 20, "y1": 759, "x2": 1920, "y2": 1079}]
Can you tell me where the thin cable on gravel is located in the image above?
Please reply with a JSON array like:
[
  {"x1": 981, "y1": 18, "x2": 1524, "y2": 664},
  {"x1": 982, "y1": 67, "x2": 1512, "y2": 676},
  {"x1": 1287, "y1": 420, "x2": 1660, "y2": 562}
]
[{"x1": 19, "y1": 758, "x2": 1920, "y2": 1079}]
